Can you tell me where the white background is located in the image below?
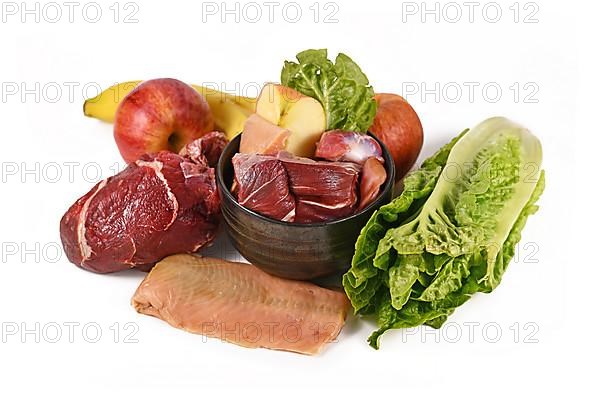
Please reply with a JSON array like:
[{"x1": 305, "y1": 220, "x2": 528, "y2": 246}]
[{"x1": 0, "y1": 0, "x2": 595, "y2": 399}]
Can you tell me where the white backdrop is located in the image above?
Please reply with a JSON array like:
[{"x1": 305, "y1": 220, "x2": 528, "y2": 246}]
[{"x1": 0, "y1": 0, "x2": 593, "y2": 399}]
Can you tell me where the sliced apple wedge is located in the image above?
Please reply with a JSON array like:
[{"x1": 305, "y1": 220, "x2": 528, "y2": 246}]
[
  {"x1": 240, "y1": 113, "x2": 291, "y2": 154},
  {"x1": 255, "y1": 83, "x2": 326, "y2": 157}
]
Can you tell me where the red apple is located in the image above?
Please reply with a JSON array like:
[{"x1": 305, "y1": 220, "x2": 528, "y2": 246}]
[
  {"x1": 369, "y1": 93, "x2": 423, "y2": 180},
  {"x1": 114, "y1": 78, "x2": 214, "y2": 163}
]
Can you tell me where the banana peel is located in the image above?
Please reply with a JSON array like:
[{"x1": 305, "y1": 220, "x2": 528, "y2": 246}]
[{"x1": 83, "y1": 80, "x2": 256, "y2": 140}]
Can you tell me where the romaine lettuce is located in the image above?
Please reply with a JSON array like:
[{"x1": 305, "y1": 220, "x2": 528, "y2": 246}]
[
  {"x1": 343, "y1": 117, "x2": 545, "y2": 349},
  {"x1": 281, "y1": 49, "x2": 377, "y2": 133}
]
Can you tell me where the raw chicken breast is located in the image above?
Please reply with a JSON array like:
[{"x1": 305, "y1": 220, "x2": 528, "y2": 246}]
[{"x1": 132, "y1": 254, "x2": 350, "y2": 355}]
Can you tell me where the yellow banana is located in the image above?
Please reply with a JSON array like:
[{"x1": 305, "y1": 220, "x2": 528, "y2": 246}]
[
  {"x1": 83, "y1": 81, "x2": 141, "y2": 123},
  {"x1": 83, "y1": 81, "x2": 256, "y2": 140}
]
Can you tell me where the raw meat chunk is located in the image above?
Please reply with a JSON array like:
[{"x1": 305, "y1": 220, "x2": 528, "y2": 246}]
[
  {"x1": 60, "y1": 134, "x2": 225, "y2": 273},
  {"x1": 278, "y1": 153, "x2": 361, "y2": 223},
  {"x1": 232, "y1": 153, "x2": 296, "y2": 221},
  {"x1": 315, "y1": 130, "x2": 383, "y2": 164},
  {"x1": 359, "y1": 157, "x2": 387, "y2": 210},
  {"x1": 179, "y1": 131, "x2": 228, "y2": 167},
  {"x1": 232, "y1": 152, "x2": 360, "y2": 223}
]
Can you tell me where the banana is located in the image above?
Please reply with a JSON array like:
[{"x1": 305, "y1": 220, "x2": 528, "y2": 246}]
[
  {"x1": 83, "y1": 81, "x2": 141, "y2": 123},
  {"x1": 83, "y1": 81, "x2": 256, "y2": 140},
  {"x1": 192, "y1": 85, "x2": 256, "y2": 140}
]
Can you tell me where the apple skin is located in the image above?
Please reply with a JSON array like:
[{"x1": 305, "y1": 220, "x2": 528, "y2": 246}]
[
  {"x1": 273, "y1": 84, "x2": 304, "y2": 103},
  {"x1": 369, "y1": 93, "x2": 423, "y2": 180},
  {"x1": 114, "y1": 78, "x2": 214, "y2": 163}
]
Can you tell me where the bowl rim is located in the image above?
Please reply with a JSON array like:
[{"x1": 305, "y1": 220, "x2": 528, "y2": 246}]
[{"x1": 216, "y1": 131, "x2": 396, "y2": 228}]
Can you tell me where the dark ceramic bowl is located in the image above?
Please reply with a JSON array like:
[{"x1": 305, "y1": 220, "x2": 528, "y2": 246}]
[{"x1": 216, "y1": 133, "x2": 395, "y2": 280}]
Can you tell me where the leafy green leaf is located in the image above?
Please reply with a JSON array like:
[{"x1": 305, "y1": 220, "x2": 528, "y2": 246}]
[
  {"x1": 343, "y1": 130, "x2": 467, "y2": 313},
  {"x1": 281, "y1": 49, "x2": 377, "y2": 132},
  {"x1": 418, "y1": 256, "x2": 470, "y2": 302},
  {"x1": 480, "y1": 170, "x2": 545, "y2": 292},
  {"x1": 343, "y1": 117, "x2": 545, "y2": 349},
  {"x1": 389, "y1": 256, "x2": 421, "y2": 309}
]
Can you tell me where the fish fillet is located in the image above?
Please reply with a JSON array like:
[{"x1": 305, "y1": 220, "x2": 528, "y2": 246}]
[
  {"x1": 240, "y1": 113, "x2": 290, "y2": 155},
  {"x1": 132, "y1": 254, "x2": 350, "y2": 355}
]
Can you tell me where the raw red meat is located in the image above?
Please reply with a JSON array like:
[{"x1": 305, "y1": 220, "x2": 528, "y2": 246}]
[
  {"x1": 60, "y1": 134, "x2": 225, "y2": 274},
  {"x1": 315, "y1": 130, "x2": 383, "y2": 164},
  {"x1": 179, "y1": 131, "x2": 228, "y2": 167},
  {"x1": 359, "y1": 157, "x2": 387, "y2": 210},
  {"x1": 232, "y1": 153, "x2": 296, "y2": 222},
  {"x1": 278, "y1": 153, "x2": 361, "y2": 223},
  {"x1": 232, "y1": 152, "x2": 360, "y2": 223}
]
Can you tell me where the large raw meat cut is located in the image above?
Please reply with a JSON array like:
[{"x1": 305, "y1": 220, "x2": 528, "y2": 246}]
[
  {"x1": 132, "y1": 254, "x2": 350, "y2": 355},
  {"x1": 60, "y1": 133, "x2": 226, "y2": 274}
]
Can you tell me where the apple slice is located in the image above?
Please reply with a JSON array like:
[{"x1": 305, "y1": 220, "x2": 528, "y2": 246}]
[
  {"x1": 255, "y1": 84, "x2": 326, "y2": 157},
  {"x1": 255, "y1": 84, "x2": 303, "y2": 124},
  {"x1": 240, "y1": 113, "x2": 291, "y2": 155}
]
